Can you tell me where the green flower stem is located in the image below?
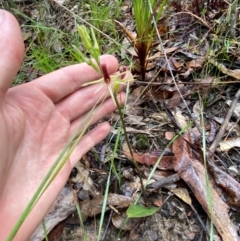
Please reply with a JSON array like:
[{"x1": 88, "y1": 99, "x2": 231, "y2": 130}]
[{"x1": 113, "y1": 90, "x2": 147, "y2": 204}]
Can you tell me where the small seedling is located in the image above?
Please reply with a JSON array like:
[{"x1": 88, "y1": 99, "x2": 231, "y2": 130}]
[
  {"x1": 127, "y1": 204, "x2": 158, "y2": 218},
  {"x1": 115, "y1": 0, "x2": 167, "y2": 81}
]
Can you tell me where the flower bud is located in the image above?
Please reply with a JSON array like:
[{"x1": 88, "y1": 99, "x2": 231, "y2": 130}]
[{"x1": 77, "y1": 25, "x2": 92, "y2": 50}]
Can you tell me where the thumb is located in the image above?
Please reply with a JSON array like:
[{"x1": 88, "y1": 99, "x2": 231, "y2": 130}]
[{"x1": 0, "y1": 10, "x2": 24, "y2": 96}]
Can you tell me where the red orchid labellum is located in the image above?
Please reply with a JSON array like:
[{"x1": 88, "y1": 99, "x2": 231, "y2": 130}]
[{"x1": 101, "y1": 64, "x2": 111, "y2": 84}]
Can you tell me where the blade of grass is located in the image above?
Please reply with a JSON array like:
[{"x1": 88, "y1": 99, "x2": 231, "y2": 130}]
[
  {"x1": 75, "y1": 198, "x2": 87, "y2": 241},
  {"x1": 42, "y1": 220, "x2": 49, "y2": 241},
  {"x1": 98, "y1": 119, "x2": 125, "y2": 240},
  {"x1": 199, "y1": 95, "x2": 214, "y2": 241},
  {"x1": 97, "y1": 170, "x2": 112, "y2": 241}
]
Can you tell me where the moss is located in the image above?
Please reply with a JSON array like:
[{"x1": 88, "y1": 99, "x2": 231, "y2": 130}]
[{"x1": 135, "y1": 134, "x2": 149, "y2": 151}]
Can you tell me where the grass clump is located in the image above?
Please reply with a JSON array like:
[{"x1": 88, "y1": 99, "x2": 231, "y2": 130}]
[{"x1": 122, "y1": 0, "x2": 167, "y2": 80}]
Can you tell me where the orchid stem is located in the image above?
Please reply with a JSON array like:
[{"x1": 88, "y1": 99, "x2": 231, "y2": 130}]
[{"x1": 113, "y1": 92, "x2": 147, "y2": 205}]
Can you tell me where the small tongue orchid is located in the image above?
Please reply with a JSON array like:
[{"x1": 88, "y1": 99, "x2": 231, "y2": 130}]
[
  {"x1": 74, "y1": 25, "x2": 150, "y2": 205},
  {"x1": 73, "y1": 25, "x2": 130, "y2": 104}
]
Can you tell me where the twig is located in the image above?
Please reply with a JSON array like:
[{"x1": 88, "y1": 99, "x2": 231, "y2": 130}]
[
  {"x1": 170, "y1": 11, "x2": 211, "y2": 30},
  {"x1": 100, "y1": 210, "x2": 113, "y2": 241},
  {"x1": 147, "y1": 173, "x2": 180, "y2": 190},
  {"x1": 100, "y1": 144, "x2": 107, "y2": 163},
  {"x1": 209, "y1": 88, "x2": 240, "y2": 153},
  {"x1": 190, "y1": 204, "x2": 208, "y2": 234}
]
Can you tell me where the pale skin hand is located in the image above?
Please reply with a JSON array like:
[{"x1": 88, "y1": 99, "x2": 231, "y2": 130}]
[{"x1": 0, "y1": 10, "x2": 131, "y2": 240}]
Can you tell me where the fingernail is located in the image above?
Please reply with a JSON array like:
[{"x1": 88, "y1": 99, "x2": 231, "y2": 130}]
[{"x1": 0, "y1": 10, "x2": 5, "y2": 24}]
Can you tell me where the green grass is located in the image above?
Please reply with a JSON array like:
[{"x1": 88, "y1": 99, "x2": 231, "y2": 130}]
[
  {"x1": 131, "y1": 0, "x2": 167, "y2": 80},
  {"x1": 87, "y1": 0, "x2": 122, "y2": 52},
  {"x1": 4, "y1": 0, "x2": 124, "y2": 84}
]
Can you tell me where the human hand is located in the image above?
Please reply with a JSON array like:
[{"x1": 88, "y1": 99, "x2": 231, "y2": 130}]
[{"x1": 0, "y1": 10, "x2": 131, "y2": 240}]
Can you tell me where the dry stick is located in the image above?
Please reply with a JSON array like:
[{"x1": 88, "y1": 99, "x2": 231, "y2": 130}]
[
  {"x1": 100, "y1": 210, "x2": 113, "y2": 241},
  {"x1": 209, "y1": 88, "x2": 240, "y2": 154},
  {"x1": 147, "y1": 173, "x2": 180, "y2": 190},
  {"x1": 135, "y1": 80, "x2": 240, "y2": 85},
  {"x1": 170, "y1": 11, "x2": 211, "y2": 30}
]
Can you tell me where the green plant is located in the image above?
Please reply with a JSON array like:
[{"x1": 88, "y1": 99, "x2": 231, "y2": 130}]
[
  {"x1": 10, "y1": 8, "x2": 85, "y2": 84},
  {"x1": 87, "y1": 0, "x2": 122, "y2": 47},
  {"x1": 115, "y1": 0, "x2": 167, "y2": 81}
]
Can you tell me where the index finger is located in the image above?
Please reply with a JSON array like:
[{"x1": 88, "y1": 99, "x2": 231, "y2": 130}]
[{"x1": 29, "y1": 55, "x2": 118, "y2": 102}]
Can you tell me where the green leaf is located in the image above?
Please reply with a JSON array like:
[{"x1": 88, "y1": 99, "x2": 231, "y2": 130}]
[{"x1": 126, "y1": 204, "x2": 158, "y2": 218}]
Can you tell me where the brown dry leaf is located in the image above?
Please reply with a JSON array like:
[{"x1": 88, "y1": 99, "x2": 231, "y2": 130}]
[
  {"x1": 132, "y1": 86, "x2": 146, "y2": 98},
  {"x1": 173, "y1": 109, "x2": 188, "y2": 129},
  {"x1": 148, "y1": 46, "x2": 179, "y2": 61},
  {"x1": 121, "y1": 178, "x2": 144, "y2": 197},
  {"x1": 195, "y1": 76, "x2": 215, "y2": 87},
  {"x1": 208, "y1": 159, "x2": 240, "y2": 209},
  {"x1": 125, "y1": 115, "x2": 145, "y2": 126},
  {"x1": 125, "y1": 127, "x2": 153, "y2": 136},
  {"x1": 172, "y1": 135, "x2": 238, "y2": 241},
  {"x1": 187, "y1": 57, "x2": 205, "y2": 68},
  {"x1": 180, "y1": 67, "x2": 194, "y2": 78},
  {"x1": 71, "y1": 162, "x2": 97, "y2": 196},
  {"x1": 156, "y1": 57, "x2": 180, "y2": 72},
  {"x1": 123, "y1": 150, "x2": 174, "y2": 170},
  {"x1": 149, "y1": 112, "x2": 169, "y2": 123},
  {"x1": 148, "y1": 89, "x2": 173, "y2": 101},
  {"x1": 157, "y1": 24, "x2": 168, "y2": 36},
  {"x1": 80, "y1": 194, "x2": 135, "y2": 221},
  {"x1": 167, "y1": 87, "x2": 186, "y2": 109},
  {"x1": 153, "y1": 199, "x2": 164, "y2": 207},
  {"x1": 111, "y1": 127, "x2": 152, "y2": 137},
  {"x1": 171, "y1": 57, "x2": 183, "y2": 69},
  {"x1": 171, "y1": 187, "x2": 192, "y2": 206},
  {"x1": 112, "y1": 210, "x2": 140, "y2": 230},
  {"x1": 156, "y1": 45, "x2": 179, "y2": 53},
  {"x1": 148, "y1": 51, "x2": 165, "y2": 60},
  {"x1": 209, "y1": 58, "x2": 240, "y2": 79},
  {"x1": 192, "y1": 101, "x2": 201, "y2": 123},
  {"x1": 169, "y1": 13, "x2": 193, "y2": 32},
  {"x1": 47, "y1": 220, "x2": 65, "y2": 241},
  {"x1": 218, "y1": 137, "x2": 240, "y2": 152}
]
